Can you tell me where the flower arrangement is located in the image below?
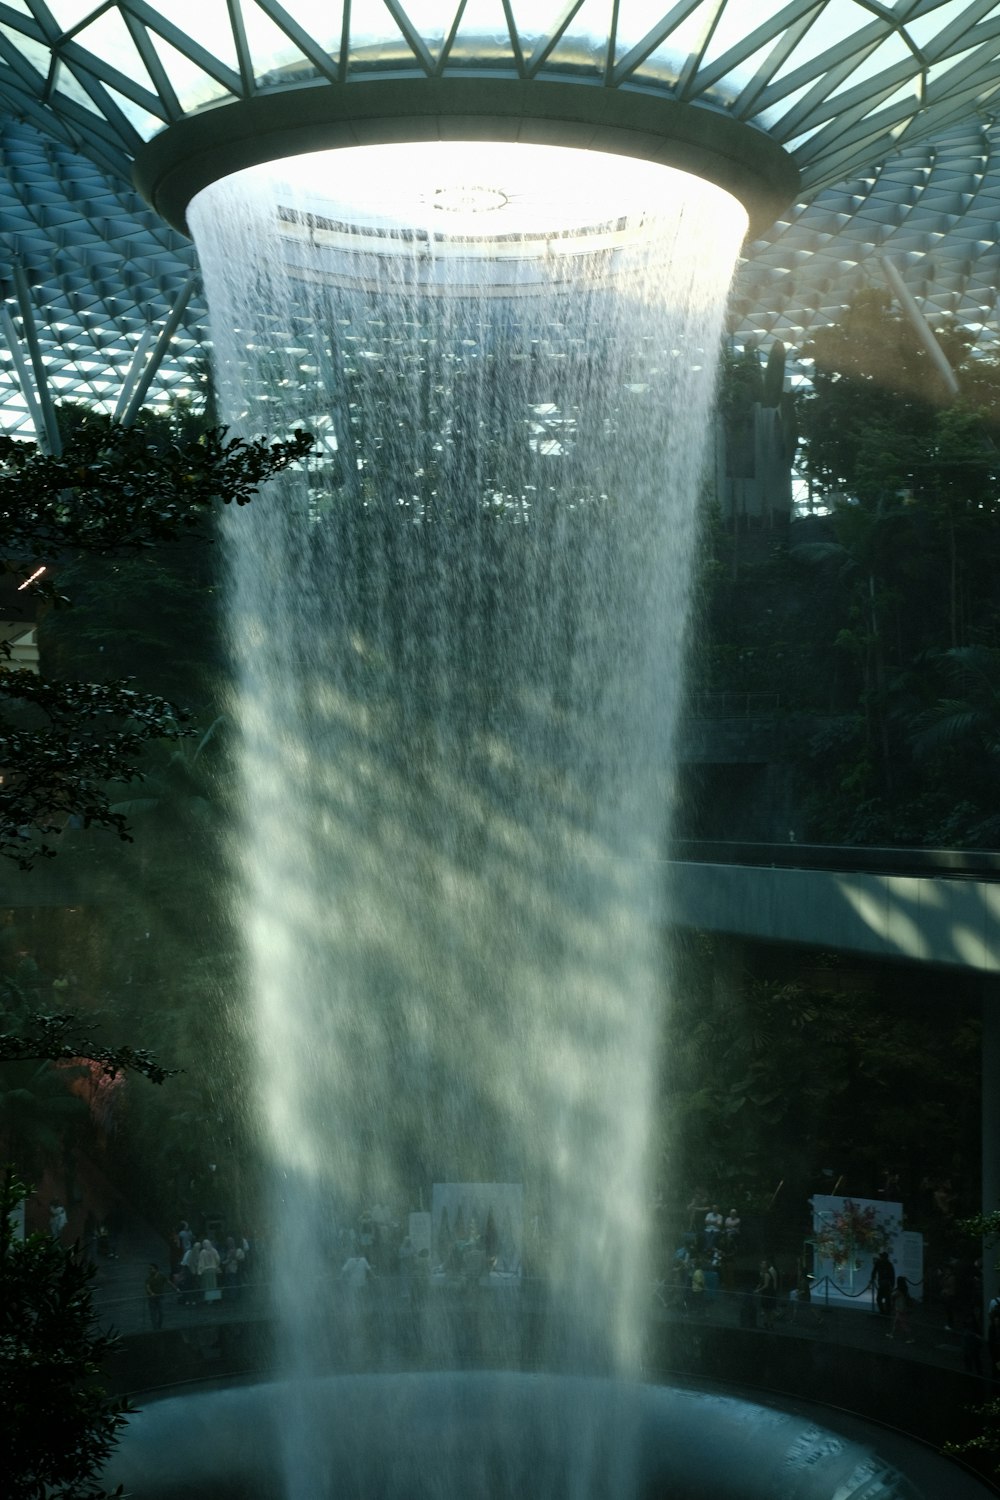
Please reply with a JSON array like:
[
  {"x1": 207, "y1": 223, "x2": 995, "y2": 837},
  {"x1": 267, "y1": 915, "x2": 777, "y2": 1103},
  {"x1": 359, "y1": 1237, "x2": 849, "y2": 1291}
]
[{"x1": 813, "y1": 1199, "x2": 892, "y2": 1270}]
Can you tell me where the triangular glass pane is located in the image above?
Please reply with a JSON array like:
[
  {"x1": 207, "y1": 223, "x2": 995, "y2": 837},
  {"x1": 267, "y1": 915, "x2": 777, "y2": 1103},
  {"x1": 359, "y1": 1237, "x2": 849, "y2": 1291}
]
[
  {"x1": 102, "y1": 82, "x2": 167, "y2": 139},
  {"x1": 766, "y1": 3, "x2": 881, "y2": 88},
  {"x1": 0, "y1": 21, "x2": 52, "y2": 76},
  {"x1": 697, "y1": 1, "x2": 826, "y2": 88},
  {"x1": 348, "y1": 0, "x2": 405, "y2": 47},
  {"x1": 824, "y1": 31, "x2": 912, "y2": 100},
  {"x1": 147, "y1": 29, "x2": 236, "y2": 111},
  {"x1": 926, "y1": 42, "x2": 994, "y2": 94},
  {"x1": 538, "y1": 0, "x2": 613, "y2": 75},
  {"x1": 905, "y1": 0, "x2": 977, "y2": 52},
  {"x1": 614, "y1": 0, "x2": 693, "y2": 56},
  {"x1": 628, "y1": 5, "x2": 722, "y2": 88},
  {"x1": 270, "y1": 0, "x2": 343, "y2": 61},
  {"x1": 36, "y1": 2, "x2": 93, "y2": 26},
  {"x1": 509, "y1": 0, "x2": 608, "y2": 53},
  {"x1": 149, "y1": 0, "x2": 240, "y2": 74},
  {"x1": 347, "y1": 0, "x2": 430, "y2": 71},
  {"x1": 447, "y1": 0, "x2": 518, "y2": 64},
  {"x1": 396, "y1": 0, "x2": 455, "y2": 58},
  {"x1": 67, "y1": 10, "x2": 155, "y2": 91},
  {"x1": 50, "y1": 60, "x2": 104, "y2": 116},
  {"x1": 750, "y1": 77, "x2": 821, "y2": 129},
  {"x1": 709, "y1": 37, "x2": 795, "y2": 105},
  {"x1": 241, "y1": 4, "x2": 323, "y2": 84}
]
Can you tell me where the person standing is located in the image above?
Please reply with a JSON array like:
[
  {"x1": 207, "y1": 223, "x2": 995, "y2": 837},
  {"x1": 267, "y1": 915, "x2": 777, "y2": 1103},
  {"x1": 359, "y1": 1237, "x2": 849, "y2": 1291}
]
[
  {"x1": 870, "y1": 1250, "x2": 895, "y2": 1317},
  {"x1": 178, "y1": 1238, "x2": 200, "y2": 1306},
  {"x1": 340, "y1": 1253, "x2": 373, "y2": 1291},
  {"x1": 145, "y1": 1263, "x2": 172, "y2": 1330},
  {"x1": 198, "y1": 1238, "x2": 222, "y2": 1303},
  {"x1": 887, "y1": 1275, "x2": 915, "y2": 1342},
  {"x1": 755, "y1": 1258, "x2": 777, "y2": 1330}
]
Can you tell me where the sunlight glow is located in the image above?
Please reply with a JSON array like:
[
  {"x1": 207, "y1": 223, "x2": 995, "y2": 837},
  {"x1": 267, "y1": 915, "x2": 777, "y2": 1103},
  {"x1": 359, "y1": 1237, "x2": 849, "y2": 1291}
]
[{"x1": 248, "y1": 141, "x2": 746, "y2": 247}]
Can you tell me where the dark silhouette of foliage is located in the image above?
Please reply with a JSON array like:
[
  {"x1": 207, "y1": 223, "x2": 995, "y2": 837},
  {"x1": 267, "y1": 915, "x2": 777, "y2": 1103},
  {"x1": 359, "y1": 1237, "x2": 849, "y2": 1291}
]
[
  {"x1": 0, "y1": 420, "x2": 314, "y2": 868},
  {"x1": 0, "y1": 1009, "x2": 173, "y2": 1085},
  {"x1": 0, "y1": 422, "x2": 313, "y2": 556},
  {"x1": 0, "y1": 1168, "x2": 129, "y2": 1500}
]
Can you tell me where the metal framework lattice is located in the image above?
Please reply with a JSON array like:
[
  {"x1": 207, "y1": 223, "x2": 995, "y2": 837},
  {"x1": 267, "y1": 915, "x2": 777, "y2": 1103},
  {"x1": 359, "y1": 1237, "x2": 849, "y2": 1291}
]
[
  {"x1": 0, "y1": 4, "x2": 997, "y2": 429},
  {"x1": 739, "y1": 115, "x2": 1000, "y2": 361},
  {"x1": 2, "y1": 2, "x2": 1000, "y2": 194}
]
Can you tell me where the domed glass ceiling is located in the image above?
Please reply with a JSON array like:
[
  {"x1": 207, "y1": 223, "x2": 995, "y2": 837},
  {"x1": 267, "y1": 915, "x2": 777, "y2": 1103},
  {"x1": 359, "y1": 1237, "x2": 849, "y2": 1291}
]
[
  {"x1": 739, "y1": 116, "x2": 1000, "y2": 361},
  {"x1": 0, "y1": 5, "x2": 998, "y2": 431},
  {"x1": 3, "y1": 2, "x2": 1000, "y2": 195}
]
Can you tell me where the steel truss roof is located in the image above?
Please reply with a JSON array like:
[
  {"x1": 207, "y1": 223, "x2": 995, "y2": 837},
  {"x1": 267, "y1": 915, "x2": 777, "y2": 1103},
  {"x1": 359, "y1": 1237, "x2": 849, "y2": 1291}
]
[
  {"x1": 0, "y1": 6, "x2": 997, "y2": 429},
  {"x1": 1, "y1": 2, "x2": 1000, "y2": 196},
  {"x1": 739, "y1": 116, "x2": 1000, "y2": 361}
]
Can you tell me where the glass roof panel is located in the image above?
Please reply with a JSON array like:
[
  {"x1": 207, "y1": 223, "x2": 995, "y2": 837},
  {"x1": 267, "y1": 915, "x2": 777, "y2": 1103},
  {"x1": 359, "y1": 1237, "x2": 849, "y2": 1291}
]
[
  {"x1": 43, "y1": 3, "x2": 103, "y2": 27},
  {"x1": 764, "y1": 5, "x2": 885, "y2": 87},
  {"x1": 153, "y1": 0, "x2": 241, "y2": 74},
  {"x1": 0, "y1": 21, "x2": 49, "y2": 76},
  {"x1": 390, "y1": 1, "x2": 451, "y2": 55},
  {"x1": 711, "y1": 37, "x2": 801, "y2": 106},
  {"x1": 240, "y1": 5, "x2": 325, "y2": 84},
  {"x1": 50, "y1": 58, "x2": 104, "y2": 114},
  {"x1": 751, "y1": 75, "x2": 829, "y2": 126},
  {"x1": 823, "y1": 32, "x2": 915, "y2": 99},
  {"x1": 101, "y1": 81, "x2": 167, "y2": 138},
  {"x1": 905, "y1": 0, "x2": 978, "y2": 49},
  {"x1": 145, "y1": 28, "x2": 236, "y2": 112},
  {"x1": 629, "y1": 5, "x2": 730, "y2": 88},
  {"x1": 509, "y1": 0, "x2": 601, "y2": 52},
  {"x1": 66, "y1": 9, "x2": 155, "y2": 90},
  {"x1": 346, "y1": 0, "x2": 411, "y2": 47},
  {"x1": 698, "y1": 0, "x2": 791, "y2": 79},
  {"x1": 257, "y1": 0, "x2": 341, "y2": 60},
  {"x1": 611, "y1": 0, "x2": 690, "y2": 53},
  {"x1": 538, "y1": 0, "x2": 611, "y2": 74},
  {"x1": 447, "y1": 0, "x2": 517, "y2": 62}
]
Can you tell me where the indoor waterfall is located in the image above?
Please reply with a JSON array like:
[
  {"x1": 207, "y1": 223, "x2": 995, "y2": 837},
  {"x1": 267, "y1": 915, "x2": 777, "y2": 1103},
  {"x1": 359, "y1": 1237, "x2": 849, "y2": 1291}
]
[{"x1": 185, "y1": 142, "x2": 745, "y2": 1498}]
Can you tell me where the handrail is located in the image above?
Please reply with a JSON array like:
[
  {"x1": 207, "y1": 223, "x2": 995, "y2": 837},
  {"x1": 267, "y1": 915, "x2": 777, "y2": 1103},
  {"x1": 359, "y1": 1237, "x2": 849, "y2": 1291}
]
[{"x1": 669, "y1": 839, "x2": 1000, "y2": 880}]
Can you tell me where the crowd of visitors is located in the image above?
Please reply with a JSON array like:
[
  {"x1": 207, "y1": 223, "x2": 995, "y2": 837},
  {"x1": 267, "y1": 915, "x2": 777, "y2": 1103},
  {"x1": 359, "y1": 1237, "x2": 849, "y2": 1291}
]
[
  {"x1": 665, "y1": 1176, "x2": 1000, "y2": 1386},
  {"x1": 141, "y1": 1220, "x2": 253, "y2": 1323}
]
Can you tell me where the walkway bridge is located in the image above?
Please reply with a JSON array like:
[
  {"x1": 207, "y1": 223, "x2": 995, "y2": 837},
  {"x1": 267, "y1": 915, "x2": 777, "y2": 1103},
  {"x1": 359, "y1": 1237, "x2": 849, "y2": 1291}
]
[
  {"x1": 2, "y1": 838, "x2": 999, "y2": 973},
  {"x1": 668, "y1": 841, "x2": 1000, "y2": 974}
]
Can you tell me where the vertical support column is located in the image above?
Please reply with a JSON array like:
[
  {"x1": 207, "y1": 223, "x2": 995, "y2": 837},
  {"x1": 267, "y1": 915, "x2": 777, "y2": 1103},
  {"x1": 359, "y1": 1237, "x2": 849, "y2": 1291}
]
[
  {"x1": 0, "y1": 308, "x2": 47, "y2": 443},
  {"x1": 879, "y1": 255, "x2": 961, "y2": 401},
  {"x1": 982, "y1": 980, "x2": 1000, "y2": 1318},
  {"x1": 118, "y1": 277, "x2": 198, "y2": 428},
  {"x1": 112, "y1": 327, "x2": 155, "y2": 424},
  {"x1": 11, "y1": 260, "x2": 61, "y2": 456}
]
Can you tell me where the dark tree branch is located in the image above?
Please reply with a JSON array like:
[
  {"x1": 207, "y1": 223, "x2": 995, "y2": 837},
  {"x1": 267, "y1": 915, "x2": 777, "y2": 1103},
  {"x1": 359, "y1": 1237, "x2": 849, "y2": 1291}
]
[{"x1": 0, "y1": 1011, "x2": 175, "y2": 1085}]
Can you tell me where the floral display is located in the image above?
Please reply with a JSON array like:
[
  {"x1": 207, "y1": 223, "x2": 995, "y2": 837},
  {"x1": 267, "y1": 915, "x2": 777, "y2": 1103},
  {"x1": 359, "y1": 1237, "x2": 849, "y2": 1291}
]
[{"x1": 813, "y1": 1198, "x2": 892, "y2": 1270}]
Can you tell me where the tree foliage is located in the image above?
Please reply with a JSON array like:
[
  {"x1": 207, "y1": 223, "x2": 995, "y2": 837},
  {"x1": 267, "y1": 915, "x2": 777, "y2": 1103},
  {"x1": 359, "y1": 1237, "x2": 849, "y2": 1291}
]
[
  {"x1": 0, "y1": 1009, "x2": 173, "y2": 1086},
  {"x1": 0, "y1": 421, "x2": 312, "y2": 556},
  {"x1": 0, "y1": 419, "x2": 313, "y2": 868},
  {"x1": 0, "y1": 1169, "x2": 129, "y2": 1500},
  {"x1": 697, "y1": 293, "x2": 1000, "y2": 846},
  {"x1": 660, "y1": 935, "x2": 981, "y2": 1213}
]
